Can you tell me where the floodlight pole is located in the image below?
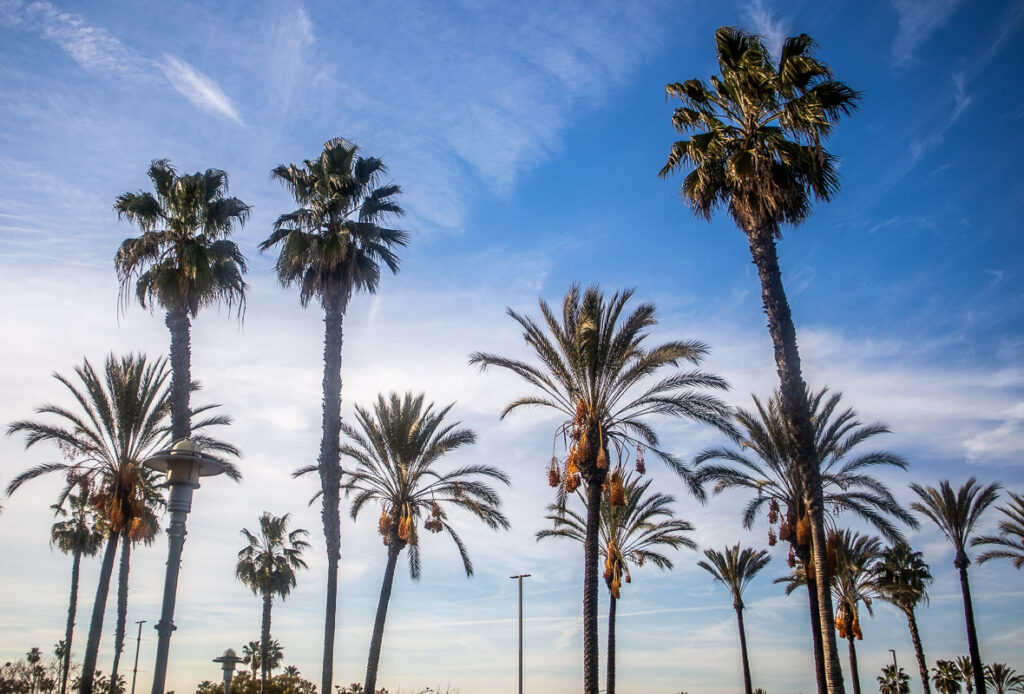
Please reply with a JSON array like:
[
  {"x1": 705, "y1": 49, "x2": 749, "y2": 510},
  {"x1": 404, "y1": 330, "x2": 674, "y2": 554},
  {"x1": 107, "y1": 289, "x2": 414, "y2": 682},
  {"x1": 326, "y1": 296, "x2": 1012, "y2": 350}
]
[
  {"x1": 889, "y1": 648, "x2": 898, "y2": 673},
  {"x1": 130, "y1": 620, "x2": 146, "y2": 694},
  {"x1": 510, "y1": 574, "x2": 531, "y2": 694}
]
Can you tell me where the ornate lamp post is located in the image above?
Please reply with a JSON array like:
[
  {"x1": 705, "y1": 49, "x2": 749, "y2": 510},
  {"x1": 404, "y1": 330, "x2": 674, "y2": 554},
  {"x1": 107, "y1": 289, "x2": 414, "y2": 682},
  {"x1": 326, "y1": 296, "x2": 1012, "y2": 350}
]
[
  {"x1": 144, "y1": 438, "x2": 226, "y2": 694},
  {"x1": 212, "y1": 649, "x2": 245, "y2": 694}
]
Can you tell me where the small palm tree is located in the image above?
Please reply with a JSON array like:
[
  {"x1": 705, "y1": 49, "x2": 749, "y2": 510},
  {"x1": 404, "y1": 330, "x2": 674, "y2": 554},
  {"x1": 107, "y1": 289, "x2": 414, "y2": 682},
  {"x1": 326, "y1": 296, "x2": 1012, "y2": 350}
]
[
  {"x1": 261, "y1": 138, "x2": 407, "y2": 694},
  {"x1": 698, "y1": 544, "x2": 771, "y2": 694},
  {"x1": 114, "y1": 160, "x2": 250, "y2": 441},
  {"x1": 872, "y1": 544, "x2": 934, "y2": 694},
  {"x1": 538, "y1": 474, "x2": 696, "y2": 694},
  {"x1": 471, "y1": 284, "x2": 734, "y2": 694},
  {"x1": 879, "y1": 664, "x2": 911, "y2": 694},
  {"x1": 933, "y1": 661, "x2": 964, "y2": 694},
  {"x1": 958, "y1": 657, "x2": 976, "y2": 694},
  {"x1": 984, "y1": 664, "x2": 1024, "y2": 694},
  {"x1": 696, "y1": 387, "x2": 914, "y2": 691},
  {"x1": 910, "y1": 478, "x2": 1001, "y2": 694},
  {"x1": 50, "y1": 488, "x2": 105, "y2": 694},
  {"x1": 236, "y1": 513, "x2": 310, "y2": 694},
  {"x1": 972, "y1": 492, "x2": 1024, "y2": 569},
  {"x1": 661, "y1": 27, "x2": 862, "y2": 694},
  {"x1": 342, "y1": 392, "x2": 509, "y2": 694},
  {"x1": 6, "y1": 354, "x2": 238, "y2": 694}
]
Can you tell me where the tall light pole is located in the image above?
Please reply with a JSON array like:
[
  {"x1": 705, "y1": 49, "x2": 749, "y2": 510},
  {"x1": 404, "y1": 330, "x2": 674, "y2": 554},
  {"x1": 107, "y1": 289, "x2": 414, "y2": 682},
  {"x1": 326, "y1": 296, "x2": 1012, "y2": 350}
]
[
  {"x1": 144, "y1": 439, "x2": 227, "y2": 694},
  {"x1": 212, "y1": 649, "x2": 244, "y2": 694},
  {"x1": 130, "y1": 620, "x2": 146, "y2": 694},
  {"x1": 889, "y1": 649, "x2": 898, "y2": 673},
  {"x1": 510, "y1": 574, "x2": 531, "y2": 694}
]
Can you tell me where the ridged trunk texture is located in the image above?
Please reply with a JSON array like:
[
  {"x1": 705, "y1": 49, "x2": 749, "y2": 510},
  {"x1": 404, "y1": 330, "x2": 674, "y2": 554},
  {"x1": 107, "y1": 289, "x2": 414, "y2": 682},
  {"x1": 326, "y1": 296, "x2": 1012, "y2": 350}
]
[
  {"x1": 365, "y1": 541, "x2": 402, "y2": 694},
  {"x1": 583, "y1": 472, "x2": 604, "y2": 694},
  {"x1": 109, "y1": 534, "x2": 131, "y2": 693},
  {"x1": 60, "y1": 549, "x2": 82, "y2": 694},
  {"x1": 747, "y1": 229, "x2": 844, "y2": 694},
  {"x1": 319, "y1": 290, "x2": 348, "y2": 694},
  {"x1": 904, "y1": 608, "x2": 931, "y2": 694},
  {"x1": 736, "y1": 602, "x2": 753, "y2": 694},
  {"x1": 957, "y1": 561, "x2": 986, "y2": 694},
  {"x1": 847, "y1": 635, "x2": 861, "y2": 694},
  {"x1": 803, "y1": 558, "x2": 828, "y2": 694},
  {"x1": 261, "y1": 591, "x2": 273, "y2": 694},
  {"x1": 607, "y1": 594, "x2": 616, "y2": 694},
  {"x1": 165, "y1": 308, "x2": 192, "y2": 441},
  {"x1": 80, "y1": 531, "x2": 120, "y2": 694}
]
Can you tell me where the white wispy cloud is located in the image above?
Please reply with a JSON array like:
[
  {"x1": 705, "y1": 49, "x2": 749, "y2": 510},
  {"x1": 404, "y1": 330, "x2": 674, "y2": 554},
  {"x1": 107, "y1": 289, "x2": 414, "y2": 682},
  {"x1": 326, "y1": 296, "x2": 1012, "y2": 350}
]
[
  {"x1": 743, "y1": 0, "x2": 791, "y2": 58},
  {"x1": 890, "y1": 0, "x2": 964, "y2": 66},
  {"x1": 162, "y1": 54, "x2": 244, "y2": 125}
]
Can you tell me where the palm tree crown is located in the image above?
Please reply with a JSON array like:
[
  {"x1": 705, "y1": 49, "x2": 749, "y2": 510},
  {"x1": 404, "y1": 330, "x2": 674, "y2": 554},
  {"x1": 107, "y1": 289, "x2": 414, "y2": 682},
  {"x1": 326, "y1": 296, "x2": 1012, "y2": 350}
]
[
  {"x1": 51, "y1": 487, "x2": 106, "y2": 559},
  {"x1": 984, "y1": 664, "x2": 1024, "y2": 694},
  {"x1": 933, "y1": 661, "x2": 964, "y2": 694},
  {"x1": 260, "y1": 137, "x2": 408, "y2": 308},
  {"x1": 114, "y1": 160, "x2": 249, "y2": 318},
  {"x1": 872, "y1": 544, "x2": 932, "y2": 615},
  {"x1": 971, "y1": 491, "x2": 1024, "y2": 569},
  {"x1": 910, "y1": 478, "x2": 1001, "y2": 568},
  {"x1": 698, "y1": 543, "x2": 771, "y2": 610},
  {"x1": 236, "y1": 512, "x2": 310, "y2": 601}
]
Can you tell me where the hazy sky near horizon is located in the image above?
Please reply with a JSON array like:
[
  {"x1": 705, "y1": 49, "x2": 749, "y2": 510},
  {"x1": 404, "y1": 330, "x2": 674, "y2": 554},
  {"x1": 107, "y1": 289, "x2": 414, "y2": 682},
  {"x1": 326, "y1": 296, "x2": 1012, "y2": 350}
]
[{"x1": 1, "y1": 0, "x2": 1023, "y2": 693}]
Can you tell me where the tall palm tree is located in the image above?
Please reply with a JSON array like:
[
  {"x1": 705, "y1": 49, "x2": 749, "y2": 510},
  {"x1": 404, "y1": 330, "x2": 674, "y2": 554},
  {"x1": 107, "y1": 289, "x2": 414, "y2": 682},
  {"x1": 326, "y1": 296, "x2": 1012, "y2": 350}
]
[
  {"x1": 984, "y1": 664, "x2": 1024, "y2": 694},
  {"x1": 872, "y1": 544, "x2": 934, "y2": 694},
  {"x1": 470, "y1": 284, "x2": 734, "y2": 694},
  {"x1": 972, "y1": 492, "x2": 1024, "y2": 569},
  {"x1": 342, "y1": 392, "x2": 509, "y2": 694},
  {"x1": 5, "y1": 354, "x2": 239, "y2": 694},
  {"x1": 50, "y1": 486, "x2": 105, "y2": 694},
  {"x1": 696, "y1": 387, "x2": 914, "y2": 690},
  {"x1": 933, "y1": 661, "x2": 964, "y2": 694},
  {"x1": 910, "y1": 479, "x2": 1001, "y2": 694},
  {"x1": 698, "y1": 544, "x2": 771, "y2": 694},
  {"x1": 538, "y1": 473, "x2": 696, "y2": 694},
  {"x1": 236, "y1": 512, "x2": 310, "y2": 694},
  {"x1": 114, "y1": 160, "x2": 250, "y2": 441},
  {"x1": 661, "y1": 27, "x2": 861, "y2": 694},
  {"x1": 829, "y1": 531, "x2": 881, "y2": 694},
  {"x1": 260, "y1": 137, "x2": 408, "y2": 694}
]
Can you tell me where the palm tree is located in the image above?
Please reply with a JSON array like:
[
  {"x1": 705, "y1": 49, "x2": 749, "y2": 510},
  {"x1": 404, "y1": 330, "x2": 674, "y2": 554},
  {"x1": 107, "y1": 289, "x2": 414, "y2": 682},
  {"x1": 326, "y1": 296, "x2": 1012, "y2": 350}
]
[
  {"x1": 538, "y1": 474, "x2": 696, "y2": 694},
  {"x1": 661, "y1": 27, "x2": 862, "y2": 694},
  {"x1": 972, "y1": 492, "x2": 1024, "y2": 569},
  {"x1": 879, "y1": 665, "x2": 911, "y2": 694},
  {"x1": 829, "y1": 531, "x2": 881, "y2": 694},
  {"x1": 696, "y1": 387, "x2": 914, "y2": 690},
  {"x1": 910, "y1": 479, "x2": 1001, "y2": 694},
  {"x1": 242, "y1": 639, "x2": 284, "y2": 677},
  {"x1": 50, "y1": 487, "x2": 105, "y2": 694},
  {"x1": 933, "y1": 661, "x2": 963, "y2": 694},
  {"x1": 5, "y1": 354, "x2": 239, "y2": 694},
  {"x1": 470, "y1": 284, "x2": 734, "y2": 694},
  {"x1": 872, "y1": 544, "x2": 934, "y2": 694},
  {"x1": 236, "y1": 512, "x2": 310, "y2": 694},
  {"x1": 342, "y1": 391, "x2": 508, "y2": 694},
  {"x1": 260, "y1": 137, "x2": 408, "y2": 694},
  {"x1": 697, "y1": 544, "x2": 771, "y2": 694},
  {"x1": 114, "y1": 160, "x2": 250, "y2": 442},
  {"x1": 984, "y1": 664, "x2": 1024, "y2": 694},
  {"x1": 958, "y1": 657, "x2": 976, "y2": 694}
]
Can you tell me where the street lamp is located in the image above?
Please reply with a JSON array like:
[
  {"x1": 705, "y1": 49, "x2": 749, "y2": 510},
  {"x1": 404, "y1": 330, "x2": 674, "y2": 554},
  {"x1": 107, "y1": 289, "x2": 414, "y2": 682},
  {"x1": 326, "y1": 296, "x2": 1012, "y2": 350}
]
[
  {"x1": 212, "y1": 649, "x2": 245, "y2": 694},
  {"x1": 144, "y1": 438, "x2": 226, "y2": 694},
  {"x1": 130, "y1": 620, "x2": 146, "y2": 694},
  {"x1": 510, "y1": 574, "x2": 531, "y2": 694},
  {"x1": 889, "y1": 648, "x2": 898, "y2": 673}
]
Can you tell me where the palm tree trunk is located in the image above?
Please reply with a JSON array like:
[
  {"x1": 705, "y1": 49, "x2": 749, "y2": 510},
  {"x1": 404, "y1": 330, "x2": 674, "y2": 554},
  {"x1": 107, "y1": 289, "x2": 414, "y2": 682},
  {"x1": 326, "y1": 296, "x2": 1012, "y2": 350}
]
[
  {"x1": 583, "y1": 478, "x2": 602, "y2": 694},
  {"x1": 109, "y1": 533, "x2": 131, "y2": 693},
  {"x1": 61, "y1": 549, "x2": 82, "y2": 694},
  {"x1": 607, "y1": 593, "x2": 616, "y2": 694},
  {"x1": 748, "y1": 229, "x2": 845, "y2": 694},
  {"x1": 735, "y1": 603, "x2": 753, "y2": 694},
  {"x1": 957, "y1": 561, "x2": 986, "y2": 694},
  {"x1": 905, "y1": 608, "x2": 931, "y2": 694},
  {"x1": 319, "y1": 291, "x2": 347, "y2": 694},
  {"x1": 261, "y1": 591, "x2": 273, "y2": 694},
  {"x1": 165, "y1": 308, "x2": 192, "y2": 441},
  {"x1": 365, "y1": 542, "x2": 402, "y2": 694},
  {"x1": 804, "y1": 569, "x2": 828, "y2": 694},
  {"x1": 80, "y1": 530, "x2": 120, "y2": 694},
  {"x1": 847, "y1": 635, "x2": 861, "y2": 694}
]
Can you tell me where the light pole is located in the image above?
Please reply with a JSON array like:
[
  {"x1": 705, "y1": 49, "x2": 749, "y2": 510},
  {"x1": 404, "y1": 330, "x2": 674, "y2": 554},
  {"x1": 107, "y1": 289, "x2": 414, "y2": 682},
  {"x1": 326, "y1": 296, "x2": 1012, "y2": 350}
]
[
  {"x1": 212, "y1": 649, "x2": 244, "y2": 694},
  {"x1": 130, "y1": 620, "x2": 146, "y2": 694},
  {"x1": 510, "y1": 574, "x2": 531, "y2": 694},
  {"x1": 144, "y1": 439, "x2": 227, "y2": 694},
  {"x1": 889, "y1": 648, "x2": 898, "y2": 673}
]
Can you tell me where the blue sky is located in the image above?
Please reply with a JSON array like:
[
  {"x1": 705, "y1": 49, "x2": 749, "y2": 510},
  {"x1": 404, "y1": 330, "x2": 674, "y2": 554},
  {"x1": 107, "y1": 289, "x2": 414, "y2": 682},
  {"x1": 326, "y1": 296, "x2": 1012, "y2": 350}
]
[{"x1": 1, "y1": 0, "x2": 1023, "y2": 692}]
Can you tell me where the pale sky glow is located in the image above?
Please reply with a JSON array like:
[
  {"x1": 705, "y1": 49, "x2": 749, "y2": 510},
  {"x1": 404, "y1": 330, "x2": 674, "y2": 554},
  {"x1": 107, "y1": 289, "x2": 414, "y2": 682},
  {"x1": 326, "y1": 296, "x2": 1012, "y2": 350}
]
[{"x1": 1, "y1": 1, "x2": 1023, "y2": 693}]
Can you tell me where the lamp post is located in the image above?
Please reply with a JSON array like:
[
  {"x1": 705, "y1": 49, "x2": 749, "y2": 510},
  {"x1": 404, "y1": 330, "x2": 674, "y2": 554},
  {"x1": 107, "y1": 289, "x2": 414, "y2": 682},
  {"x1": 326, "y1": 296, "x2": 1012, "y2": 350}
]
[
  {"x1": 889, "y1": 649, "x2": 898, "y2": 673},
  {"x1": 144, "y1": 438, "x2": 226, "y2": 694},
  {"x1": 212, "y1": 649, "x2": 245, "y2": 694},
  {"x1": 130, "y1": 620, "x2": 146, "y2": 694},
  {"x1": 510, "y1": 574, "x2": 531, "y2": 694}
]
